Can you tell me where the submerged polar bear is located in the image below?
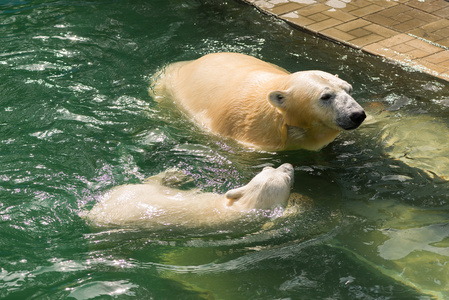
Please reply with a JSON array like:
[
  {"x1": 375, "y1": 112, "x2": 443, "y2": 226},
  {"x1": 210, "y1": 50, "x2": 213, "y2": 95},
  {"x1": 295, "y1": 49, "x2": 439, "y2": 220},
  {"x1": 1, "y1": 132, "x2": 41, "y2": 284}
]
[
  {"x1": 86, "y1": 164, "x2": 294, "y2": 229},
  {"x1": 151, "y1": 52, "x2": 366, "y2": 151}
]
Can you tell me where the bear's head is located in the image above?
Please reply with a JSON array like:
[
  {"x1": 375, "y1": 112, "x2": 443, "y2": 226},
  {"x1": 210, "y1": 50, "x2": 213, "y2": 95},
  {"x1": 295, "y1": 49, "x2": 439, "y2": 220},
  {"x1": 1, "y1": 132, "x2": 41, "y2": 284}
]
[
  {"x1": 225, "y1": 163, "x2": 294, "y2": 210},
  {"x1": 267, "y1": 71, "x2": 366, "y2": 132}
]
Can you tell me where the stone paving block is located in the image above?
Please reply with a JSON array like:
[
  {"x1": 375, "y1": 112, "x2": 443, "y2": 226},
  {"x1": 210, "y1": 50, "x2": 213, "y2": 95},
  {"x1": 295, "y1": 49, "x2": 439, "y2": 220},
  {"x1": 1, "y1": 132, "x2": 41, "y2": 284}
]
[
  {"x1": 434, "y1": 6, "x2": 449, "y2": 18},
  {"x1": 391, "y1": 12, "x2": 414, "y2": 23},
  {"x1": 245, "y1": 0, "x2": 449, "y2": 82},
  {"x1": 406, "y1": 0, "x2": 448, "y2": 13},
  {"x1": 425, "y1": 51, "x2": 449, "y2": 65},
  {"x1": 439, "y1": 72, "x2": 449, "y2": 81},
  {"x1": 441, "y1": 60, "x2": 449, "y2": 69},
  {"x1": 408, "y1": 49, "x2": 435, "y2": 59},
  {"x1": 348, "y1": 28, "x2": 371, "y2": 38},
  {"x1": 435, "y1": 28, "x2": 449, "y2": 38},
  {"x1": 322, "y1": 9, "x2": 357, "y2": 22},
  {"x1": 308, "y1": 12, "x2": 330, "y2": 22},
  {"x1": 335, "y1": 19, "x2": 372, "y2": 32},
  {"x1": 268, "y1": 0, "x2": 283, "y2": 4},
  {"x1": 407, "y1": 28, "x2": 426, "y2": 39},
  {"x1": 370, "y1": 0, "x2": 399, "y2": 8},
  {"x1": 350, "y1": 4, "x2": 384, "y2": 17},
  {"x1": 321, "y1": 28, "x2": 355, "y2": 44},
  {"x1": 350, "y1": 34, "x2": 384, "y2": 47},
  {"x1": 420, "y1": 19, "x2": 449, "y2": 33},
  {"x1": 364, "y1": 14, "x2": 398, "y2": 27},
  {"x1": 405, "y1": 8, "x2": 440, "y2": 22},
  {"x1": 271, "y1": 3, "x2": 303, "y2": 15},
  {"x1": 427, "y1": 33, "x2": 449, "y2": 44},
  {"x1": 295, "y1": 3, "x2": 329, "y2": 16},
  {"x1": 436, "y1": 38, "x2": 449, "y2": 49},
  {"x1": 342, "y1": 3, "x2": 359, "y2": 12},
  {"x1": 350, "y1": 0, "x2": 372, "y2": 8},
  {"x1": 363, "y1": 42, "x2": 397, "y2": 58},
  {"x1": 281, "y1": 10, "x2": 299, "y2": 19},
  {"x1": 407, "y1": 28, "x2": 448, "y2": 47},
  {"x1": 389, "y1": 52, "x2": 415, "y2": 63},
  {"x1": 378, "y1": 4, "x2": 412, "y2": 17},
  {"x1": 250, "y1": 0, "x2": 274, "y2": 9},
  {"x1": 307, "y1": 18, "x2": 343, "y2": 32},
  {"x1": 378, "y1": 34, "x2": 415, "y2": 47},
  {"x1": 415, "y1": 58, "x2": 449, "y2": 75},
  {"x1": 405, "y1": 39, "x2": 443, "y2": 55},
  {"x1": 284, "y1": 13, "x2": 316, "y2": 27},
  {"x1": 364, "y1": 24, "x2": 397, "y2": 38},
  {"x1": 392, "y1": 19, "x2": 427, "y2": 32},
  {"x1": 391, "y1": 43, "x2": 415, "y2": 53},
  {"x1": 269, "y1": 0, "x2": 290, "y2": 4}
]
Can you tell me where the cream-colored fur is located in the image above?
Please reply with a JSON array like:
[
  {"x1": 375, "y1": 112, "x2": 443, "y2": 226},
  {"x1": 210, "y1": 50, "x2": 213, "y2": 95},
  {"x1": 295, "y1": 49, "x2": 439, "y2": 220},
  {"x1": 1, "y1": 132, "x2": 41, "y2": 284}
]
[
  {"x1": 151, "y1": 52, "x2": 365, "y2": 151},
  {"x1": 86, "y1": 164, "x2": 294, "y2": 228}
]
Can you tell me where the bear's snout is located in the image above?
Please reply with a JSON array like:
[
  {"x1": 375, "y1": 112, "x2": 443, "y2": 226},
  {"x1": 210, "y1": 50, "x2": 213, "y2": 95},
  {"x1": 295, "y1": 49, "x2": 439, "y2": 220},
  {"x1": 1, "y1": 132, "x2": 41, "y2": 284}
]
[
  {"x1": 338, "y1": 110, "x2": 365, "y2": 130},
  {"x1": 334, "y1": 94, "x2": 366, "y2": 130},
  {"x1": 336, "y1": 108, "x2": 366, "y2": 130},
  {"x1": 349, "y1": 110, "x2": 366, "y2": 127}
]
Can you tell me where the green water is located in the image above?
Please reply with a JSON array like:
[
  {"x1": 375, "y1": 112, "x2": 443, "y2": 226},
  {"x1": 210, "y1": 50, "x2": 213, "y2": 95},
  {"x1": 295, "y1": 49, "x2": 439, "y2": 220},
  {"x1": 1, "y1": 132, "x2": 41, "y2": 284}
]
[{"x1": 1, "y1": 0, "x2": 449, "y2": 299}]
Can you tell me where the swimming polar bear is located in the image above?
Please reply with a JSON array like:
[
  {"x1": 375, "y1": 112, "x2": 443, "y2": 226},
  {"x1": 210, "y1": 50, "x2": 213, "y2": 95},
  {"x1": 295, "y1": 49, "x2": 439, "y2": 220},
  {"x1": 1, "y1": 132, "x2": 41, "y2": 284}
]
[
  {"x1": 151, "y1": 52, "x2": 366, "y2": 151},
  {"x1": 86, "y1": 164, "x2": 294, "y2": 229}
]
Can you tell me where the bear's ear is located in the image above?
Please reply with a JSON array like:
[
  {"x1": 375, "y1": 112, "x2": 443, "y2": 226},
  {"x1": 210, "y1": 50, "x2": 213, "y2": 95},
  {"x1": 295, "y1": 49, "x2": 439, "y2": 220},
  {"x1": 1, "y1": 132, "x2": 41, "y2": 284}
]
[
  {"x1": 225, "y1": 187, "x2": 245, "y2": 206},
  {"x1": 268, "y1": 91, "x2": 287, "y2": 109}
]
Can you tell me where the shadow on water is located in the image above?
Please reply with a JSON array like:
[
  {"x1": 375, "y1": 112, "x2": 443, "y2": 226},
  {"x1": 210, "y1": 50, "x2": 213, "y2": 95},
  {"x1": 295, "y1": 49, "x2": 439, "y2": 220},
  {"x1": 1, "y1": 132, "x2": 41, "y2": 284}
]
[{"x1": 0, "y1": 0, "x2": 448, "y2": 299}]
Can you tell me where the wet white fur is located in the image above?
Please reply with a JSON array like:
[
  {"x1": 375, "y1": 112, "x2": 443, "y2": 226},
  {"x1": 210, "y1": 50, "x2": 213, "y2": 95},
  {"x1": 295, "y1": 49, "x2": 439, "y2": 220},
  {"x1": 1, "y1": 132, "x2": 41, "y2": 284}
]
[
  {"x1": 151, "y1": 52, "x2": 365, "y2": 151},
  {"x1": 86, "y1": 164, "x2": 294, "y2": 229}
]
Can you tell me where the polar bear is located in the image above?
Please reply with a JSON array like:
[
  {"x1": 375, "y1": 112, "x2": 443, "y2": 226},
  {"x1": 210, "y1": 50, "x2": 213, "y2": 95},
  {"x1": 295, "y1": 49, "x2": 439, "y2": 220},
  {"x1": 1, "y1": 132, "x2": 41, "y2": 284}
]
[
  {"x1": 151, "y1": 52, "x2": 366, "y2": 151},
  {"x1": 86, "y1": 163, "x2": 294, "y2": 229}
]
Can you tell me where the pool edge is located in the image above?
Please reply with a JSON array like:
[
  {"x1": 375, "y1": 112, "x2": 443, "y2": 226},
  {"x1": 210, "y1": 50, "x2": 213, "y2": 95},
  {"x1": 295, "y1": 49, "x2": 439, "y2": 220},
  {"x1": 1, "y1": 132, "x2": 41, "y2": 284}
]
[{"x1": 238, "y1": 0, "x2": 449, "y2": 83}]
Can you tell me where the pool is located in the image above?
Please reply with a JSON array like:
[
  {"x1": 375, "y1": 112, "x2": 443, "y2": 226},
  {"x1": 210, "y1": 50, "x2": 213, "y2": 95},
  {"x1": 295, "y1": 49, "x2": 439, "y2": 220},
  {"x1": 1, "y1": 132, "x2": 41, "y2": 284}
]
[{"x1": 1, "y1": 0, "x2": 448, "y2": 298}]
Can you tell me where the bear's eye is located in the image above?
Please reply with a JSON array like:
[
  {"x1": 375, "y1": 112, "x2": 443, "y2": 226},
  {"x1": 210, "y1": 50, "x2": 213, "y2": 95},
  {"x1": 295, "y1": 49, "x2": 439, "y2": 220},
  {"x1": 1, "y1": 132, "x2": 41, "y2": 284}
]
[{"x1": 320, "y1": 93, "x2": 332, "y2": 101}]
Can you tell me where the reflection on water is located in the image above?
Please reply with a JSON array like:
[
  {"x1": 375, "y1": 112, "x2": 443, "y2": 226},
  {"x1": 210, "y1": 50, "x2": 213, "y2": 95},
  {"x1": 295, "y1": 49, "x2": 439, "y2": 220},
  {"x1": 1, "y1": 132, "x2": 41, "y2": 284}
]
[
  {"x1": 340, "y1": 199, "x2": 449, "y2": 298},
  {"x1": 0, "y1": 0, "x2": 448, "y2": 299},
  {"x1": 379, "y1": 223, "x2": 449, "y2": 260},
  {"x1": 361, "y1": 102, "x2": 449, "y2": 180},
  {"x1": 68, "y1": 280, "x2": 138, "y2": 299}
]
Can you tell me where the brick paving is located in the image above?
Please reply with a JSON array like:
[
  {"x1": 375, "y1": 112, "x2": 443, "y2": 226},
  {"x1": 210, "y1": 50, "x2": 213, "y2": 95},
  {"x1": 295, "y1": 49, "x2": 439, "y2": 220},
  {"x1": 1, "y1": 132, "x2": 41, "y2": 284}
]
[{"x1": 241, "y1": 0, "x2": 449, "y2": 81}]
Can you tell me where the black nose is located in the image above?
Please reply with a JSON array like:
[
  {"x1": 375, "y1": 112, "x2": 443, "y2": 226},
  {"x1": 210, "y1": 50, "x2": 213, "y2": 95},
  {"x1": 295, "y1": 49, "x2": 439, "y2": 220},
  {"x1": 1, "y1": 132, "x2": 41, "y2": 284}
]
[{"x1": 350, "y1": 111, "x2": 366, "y2": 125}]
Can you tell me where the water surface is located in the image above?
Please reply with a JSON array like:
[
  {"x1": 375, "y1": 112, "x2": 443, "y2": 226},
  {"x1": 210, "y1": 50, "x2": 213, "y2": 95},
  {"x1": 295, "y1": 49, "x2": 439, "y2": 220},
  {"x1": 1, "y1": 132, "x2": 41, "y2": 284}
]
[{"x1": 1, "y1": 0, "x2": 449, "y2": 299}]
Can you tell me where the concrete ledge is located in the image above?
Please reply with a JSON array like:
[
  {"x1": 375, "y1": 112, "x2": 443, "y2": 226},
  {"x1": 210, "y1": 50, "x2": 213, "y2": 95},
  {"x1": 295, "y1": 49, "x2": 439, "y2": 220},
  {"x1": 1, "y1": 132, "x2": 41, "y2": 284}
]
[{"x1": 240, "y1": 0, "x2": 449, "y2": 82}]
